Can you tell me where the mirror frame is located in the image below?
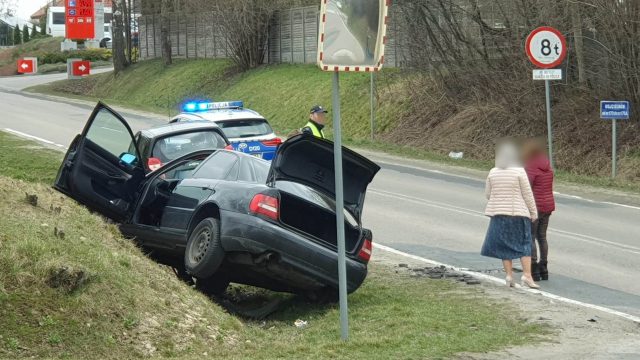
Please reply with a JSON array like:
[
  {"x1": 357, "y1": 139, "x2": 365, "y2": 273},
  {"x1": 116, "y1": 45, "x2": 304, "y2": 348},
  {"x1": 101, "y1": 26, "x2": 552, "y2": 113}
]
[{"x1": 317, "y1": 0, "x2": 390, "y2": 72}]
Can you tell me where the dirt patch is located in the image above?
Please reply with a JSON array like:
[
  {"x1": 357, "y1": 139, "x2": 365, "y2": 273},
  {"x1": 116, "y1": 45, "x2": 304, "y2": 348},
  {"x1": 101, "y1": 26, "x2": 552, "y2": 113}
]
[
  {"x1": 46, "y1": 265, "x2": 91, "y2": 293},
  {"x1": 374, "y1": 249, "x2": 640, "y2": 359}
]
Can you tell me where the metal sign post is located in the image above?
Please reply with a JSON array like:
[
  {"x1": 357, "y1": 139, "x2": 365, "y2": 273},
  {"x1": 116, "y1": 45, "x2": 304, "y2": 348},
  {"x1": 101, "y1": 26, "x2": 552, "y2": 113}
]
[
  {"x1": 544, "y1": 79, "x2": 554, "y2": 170},
  {"x1": 317, "y1": 0, "x2": 390, "y2": 341},
  {"x1": 370, "y1": 72, "x2": 376, "y2": 141},
  {"x1": 600, "y1": 101, "x2": 631, "y2": 178},
  {"x1": 526, "y1": 27, "x2": 567, "y2": 170},
  {"x1": 331, "y1": 71, "x2": 348, "y2": 340}
]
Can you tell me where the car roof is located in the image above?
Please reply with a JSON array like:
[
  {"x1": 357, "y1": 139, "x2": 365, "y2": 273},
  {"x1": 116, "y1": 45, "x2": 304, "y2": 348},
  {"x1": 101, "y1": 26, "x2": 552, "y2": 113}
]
[
  {"x1": 179, "y1": 108, "x2": 266, "y2": 122},
  {"x1": 139, "y1": 121, "x2": 224, "y2": 138}
]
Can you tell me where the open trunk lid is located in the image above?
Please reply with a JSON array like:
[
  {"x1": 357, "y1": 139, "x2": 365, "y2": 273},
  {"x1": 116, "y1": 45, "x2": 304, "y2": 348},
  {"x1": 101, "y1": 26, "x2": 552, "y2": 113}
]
[{"x1": 267, "y1": 134, "x2": 380, "y2": 221}]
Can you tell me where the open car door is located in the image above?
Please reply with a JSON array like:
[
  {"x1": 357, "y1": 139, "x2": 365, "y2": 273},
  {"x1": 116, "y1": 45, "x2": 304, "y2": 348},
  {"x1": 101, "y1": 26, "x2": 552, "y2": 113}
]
[{"x1": 54, "y1": 102, "x2": 145, "y2": 222}]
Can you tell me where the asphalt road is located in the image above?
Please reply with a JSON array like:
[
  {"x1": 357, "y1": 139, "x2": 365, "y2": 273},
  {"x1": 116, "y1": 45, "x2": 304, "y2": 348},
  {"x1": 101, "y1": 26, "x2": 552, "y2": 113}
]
[{"x1": 2, "y1": 72, "x2": 640, "y2": 319}]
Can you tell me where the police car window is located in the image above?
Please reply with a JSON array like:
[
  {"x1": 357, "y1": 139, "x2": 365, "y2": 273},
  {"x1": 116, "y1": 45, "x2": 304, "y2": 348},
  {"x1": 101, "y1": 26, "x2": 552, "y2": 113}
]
[
  {"x1": 217, "y1": 119, "x2": 273, "y2": 139},
  {"x1": 152, "y1": 130, "x2": 226, "y2": 163},
  {"x1": 193, "y1": 151, "x2": 238, "y2": 180}
]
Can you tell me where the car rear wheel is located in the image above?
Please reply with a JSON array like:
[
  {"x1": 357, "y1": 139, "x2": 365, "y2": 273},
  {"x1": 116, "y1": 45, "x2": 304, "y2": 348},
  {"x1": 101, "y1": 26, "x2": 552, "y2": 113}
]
[{"x1": 185, "y1": 217, "x2": 224, "y2": 279}]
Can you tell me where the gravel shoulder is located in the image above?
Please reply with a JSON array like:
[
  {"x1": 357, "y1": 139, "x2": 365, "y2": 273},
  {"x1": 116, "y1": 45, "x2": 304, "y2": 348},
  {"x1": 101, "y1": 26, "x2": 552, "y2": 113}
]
[{"x1": 373, "y1": 248, "x2": 640, "y2": 359}]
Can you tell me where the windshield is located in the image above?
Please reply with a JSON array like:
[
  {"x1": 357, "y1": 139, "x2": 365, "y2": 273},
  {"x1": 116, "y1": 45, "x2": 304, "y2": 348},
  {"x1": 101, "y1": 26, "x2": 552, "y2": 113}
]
[
  {"x1": 276, "y1": 181, "x2": 358, "y2": 226},
  {"x1": 152, "y1": 131, "x2": 227, "y2": 163},
  {"x1": 216, "y1": 119, "x2": 273, "y2": 139}
]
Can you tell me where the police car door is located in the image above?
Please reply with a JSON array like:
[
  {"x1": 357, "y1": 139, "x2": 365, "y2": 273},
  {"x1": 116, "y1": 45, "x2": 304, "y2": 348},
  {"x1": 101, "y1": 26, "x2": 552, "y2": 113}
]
[{"x1": 54, "y1": 102, "x2": 145, "y2": 223}]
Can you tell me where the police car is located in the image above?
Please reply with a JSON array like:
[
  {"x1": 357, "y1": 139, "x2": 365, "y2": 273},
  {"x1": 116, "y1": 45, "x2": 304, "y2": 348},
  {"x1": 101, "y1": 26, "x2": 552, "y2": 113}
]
[{"x1": 169, "y1": 101, "x2": 281, "y2": 160}]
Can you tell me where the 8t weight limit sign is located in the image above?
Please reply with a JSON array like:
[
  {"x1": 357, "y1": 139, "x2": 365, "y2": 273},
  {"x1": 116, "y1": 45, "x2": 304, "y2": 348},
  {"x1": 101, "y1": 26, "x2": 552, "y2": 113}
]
[{"x1": 526, "y1": 27, "x2": 567, "y2": 69}]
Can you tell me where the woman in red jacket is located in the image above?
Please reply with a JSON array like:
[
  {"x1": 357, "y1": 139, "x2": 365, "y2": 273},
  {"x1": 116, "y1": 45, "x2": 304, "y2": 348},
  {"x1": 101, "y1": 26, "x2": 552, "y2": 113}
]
[{"x1": 524, "y1": 139, "x2": 556, "y2": 281}]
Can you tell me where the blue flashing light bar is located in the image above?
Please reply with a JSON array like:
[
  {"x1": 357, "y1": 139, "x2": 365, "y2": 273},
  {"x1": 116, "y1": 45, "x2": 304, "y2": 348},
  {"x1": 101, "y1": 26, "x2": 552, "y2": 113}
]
[{"x1": 182, "y1": 100, "x2": 244, "y2": 112}]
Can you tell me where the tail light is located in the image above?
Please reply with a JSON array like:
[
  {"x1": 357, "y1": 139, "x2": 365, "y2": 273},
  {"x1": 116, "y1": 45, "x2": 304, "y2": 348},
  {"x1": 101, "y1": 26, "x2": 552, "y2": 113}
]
[
  {"x1": 147, "y1": 157, "x2": 163, "y2": 171},
  {"x1": 261, "y1": 138, "x2": 282, "y2": 147},
  {"x1": 224, "y1": 144, "x2": 234, "y2": 150},
  {"x1": 249, "y1": 194, "x2": 279, "y2": 221},
  {"x1": 358, "y1": 238, "x2": 372, "y2": 262}
]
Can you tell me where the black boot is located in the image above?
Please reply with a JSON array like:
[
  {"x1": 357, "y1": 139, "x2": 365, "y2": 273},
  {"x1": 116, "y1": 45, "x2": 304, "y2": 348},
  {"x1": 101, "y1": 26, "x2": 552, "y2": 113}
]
[
  {"x1": 532, "y1": 262, "x2": 542, "y2": 281},
  {"x1": 539, "y1": 261, "x2": 548, "y2": 281}
]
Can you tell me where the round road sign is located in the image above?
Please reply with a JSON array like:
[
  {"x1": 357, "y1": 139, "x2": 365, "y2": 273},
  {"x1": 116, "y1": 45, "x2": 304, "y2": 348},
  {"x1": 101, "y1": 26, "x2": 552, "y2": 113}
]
[{"x1": 525, "y1": 26, "x2": 567, "y2": 69}]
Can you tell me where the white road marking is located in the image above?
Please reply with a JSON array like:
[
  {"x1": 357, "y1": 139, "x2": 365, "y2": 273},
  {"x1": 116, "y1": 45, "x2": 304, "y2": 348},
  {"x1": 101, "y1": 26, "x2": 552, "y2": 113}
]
[
  {"x1": 4, "y1": 128, "x2": 67, "y2": 149},
  {"x1": 374, "y1": 243, "x2": 640, "y2": 324},
  {"x1": 369, "y1": 188, "x2": 640, "y2": 255}
]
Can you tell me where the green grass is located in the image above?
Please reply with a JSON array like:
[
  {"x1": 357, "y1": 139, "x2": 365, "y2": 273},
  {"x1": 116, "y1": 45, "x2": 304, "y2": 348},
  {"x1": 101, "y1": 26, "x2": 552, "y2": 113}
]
[
  {"x1": 0, "y1": 131, "x2": 547, "y2": 358},
  {"x1": 0, "y1": 132, "x2": 63, "y2": 184}
]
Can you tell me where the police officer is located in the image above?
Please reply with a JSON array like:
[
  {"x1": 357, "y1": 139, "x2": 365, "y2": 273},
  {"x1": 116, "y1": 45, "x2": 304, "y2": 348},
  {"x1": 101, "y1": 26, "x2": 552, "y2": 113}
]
[{"x1": 301, "y1": 105, "x2": 327, "y2": 139}]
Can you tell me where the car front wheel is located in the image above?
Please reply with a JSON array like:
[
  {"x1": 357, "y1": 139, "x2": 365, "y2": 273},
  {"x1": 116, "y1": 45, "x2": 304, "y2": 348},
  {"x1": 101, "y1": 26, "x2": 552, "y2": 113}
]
[{"x1": 185, "y1": 217, "x2": 224, "y2": 279}]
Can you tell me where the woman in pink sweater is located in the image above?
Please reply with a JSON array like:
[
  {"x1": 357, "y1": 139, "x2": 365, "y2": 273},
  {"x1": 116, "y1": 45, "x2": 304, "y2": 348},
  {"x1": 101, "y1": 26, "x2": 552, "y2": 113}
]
[{"x1": 482, "y1": 141, "x2": 540, "y2": 289}]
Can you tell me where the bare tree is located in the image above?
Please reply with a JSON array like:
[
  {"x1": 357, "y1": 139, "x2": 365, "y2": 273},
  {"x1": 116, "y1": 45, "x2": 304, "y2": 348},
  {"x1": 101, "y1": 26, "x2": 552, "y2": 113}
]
[
  {"x1": 215, "y1": 0, "x2": 285, "y2": 70},
  {"x1": 112, "y1": 0, "x2": 128, "y2": 73},
  {"x1": 160, "y1": 0, "x2": 173, "y2": 66},
  {"x1": 0, "y1": 0, "x2": 17, "y2": 16}
]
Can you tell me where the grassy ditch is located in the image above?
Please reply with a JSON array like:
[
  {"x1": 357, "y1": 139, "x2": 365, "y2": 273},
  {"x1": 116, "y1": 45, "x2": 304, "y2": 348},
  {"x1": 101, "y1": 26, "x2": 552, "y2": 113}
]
[{"x1": 0, "y1": 131, "x2": 547, "y2": 358}]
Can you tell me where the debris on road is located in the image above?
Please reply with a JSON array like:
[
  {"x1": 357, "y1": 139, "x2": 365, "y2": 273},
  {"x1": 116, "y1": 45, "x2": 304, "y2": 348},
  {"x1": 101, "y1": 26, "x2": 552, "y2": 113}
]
[{"x1": 398, "y1": 264, "x2": 481, "y2": 285}]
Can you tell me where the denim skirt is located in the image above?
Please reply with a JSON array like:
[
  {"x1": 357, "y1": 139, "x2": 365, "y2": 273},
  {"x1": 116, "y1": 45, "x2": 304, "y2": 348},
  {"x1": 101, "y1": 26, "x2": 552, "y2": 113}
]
[{"x1": 481, "y1": 215, "x2": 532, "y2": 260}]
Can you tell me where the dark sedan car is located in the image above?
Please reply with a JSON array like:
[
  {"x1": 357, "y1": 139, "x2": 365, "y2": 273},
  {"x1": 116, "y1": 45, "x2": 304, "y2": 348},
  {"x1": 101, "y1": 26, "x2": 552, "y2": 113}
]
[
  {"x1": 131, "y1": 121, "x2": 230, "y2": 173},
  {"x1": 54, "y1": 103, "x2": 380, "y2": 296}
]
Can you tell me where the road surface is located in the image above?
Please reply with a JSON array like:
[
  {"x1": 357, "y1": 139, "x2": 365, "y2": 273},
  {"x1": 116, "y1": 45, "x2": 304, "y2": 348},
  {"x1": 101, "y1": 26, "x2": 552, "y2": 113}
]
[{"x1": 2, "y1": 71, "x2": 640, "y2": 319}]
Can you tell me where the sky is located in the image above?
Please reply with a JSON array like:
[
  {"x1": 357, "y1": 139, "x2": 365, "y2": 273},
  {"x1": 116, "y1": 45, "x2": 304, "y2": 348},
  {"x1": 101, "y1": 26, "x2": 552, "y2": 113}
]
[{"x1": 15, "y1": 0, "x2": 50, "y2": 20}]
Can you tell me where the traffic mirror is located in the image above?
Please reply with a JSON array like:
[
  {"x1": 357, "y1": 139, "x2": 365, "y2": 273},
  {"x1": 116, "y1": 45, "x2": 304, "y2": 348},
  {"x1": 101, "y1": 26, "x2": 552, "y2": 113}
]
[{"x1": 317, "y1": 0, "x2": 390, "y2": 72}]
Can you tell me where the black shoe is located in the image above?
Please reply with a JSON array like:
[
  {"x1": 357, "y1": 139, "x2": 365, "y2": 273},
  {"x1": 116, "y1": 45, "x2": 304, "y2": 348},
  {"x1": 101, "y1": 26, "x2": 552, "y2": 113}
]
[
  {"x1": 539, "y1": 261, "x2": 548, "y2": 281},
  {"x1": 532, "y1": 262, "x2": 542, "y2": 282}
]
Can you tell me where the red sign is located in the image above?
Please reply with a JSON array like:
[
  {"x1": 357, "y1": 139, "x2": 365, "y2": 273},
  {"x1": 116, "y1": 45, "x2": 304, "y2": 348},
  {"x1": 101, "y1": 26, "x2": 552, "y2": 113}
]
[
  {"x1": 65, "y1": 0, "x2": 95, "y2": 40},
  {"x1": 72, "y1": 60, "x2": 91, "y2": 76},
  {"x1": 17, "y1": 58, "x2": 35, "y2": 74},
  {"x1": 525, "y1": 27, "x2": 567, "y2": 69}
]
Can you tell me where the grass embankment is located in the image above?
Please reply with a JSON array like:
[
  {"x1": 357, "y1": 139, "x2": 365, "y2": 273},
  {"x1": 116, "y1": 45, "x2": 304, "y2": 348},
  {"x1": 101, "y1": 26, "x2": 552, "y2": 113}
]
[
  {"x1": 28, "y1": 59, "x2": 408, "y2": 140},
  {"x1": 0, "y1": 131, "x2": 545, "y2": 358}
]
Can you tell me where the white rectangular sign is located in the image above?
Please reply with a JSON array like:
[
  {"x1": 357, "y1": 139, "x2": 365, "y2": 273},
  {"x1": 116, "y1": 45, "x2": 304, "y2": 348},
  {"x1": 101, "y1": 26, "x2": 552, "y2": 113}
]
[{"x1": 533, "y1": 69, "x2": 562, "y2": 80}]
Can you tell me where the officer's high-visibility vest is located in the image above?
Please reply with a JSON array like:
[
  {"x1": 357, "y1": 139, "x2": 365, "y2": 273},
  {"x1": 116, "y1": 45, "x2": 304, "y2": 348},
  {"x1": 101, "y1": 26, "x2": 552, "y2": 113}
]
[{"x1": 303, "y1": 121, "x2": 325, "y2": 139}]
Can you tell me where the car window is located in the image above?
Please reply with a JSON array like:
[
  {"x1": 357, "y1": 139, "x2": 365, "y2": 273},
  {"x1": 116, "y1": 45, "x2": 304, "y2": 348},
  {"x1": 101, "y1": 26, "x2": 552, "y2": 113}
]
[
  {"x1": 252, "y1": 158, "x2": 270, "y2": 183},
  {"x1": 238, "y1": 158, "x2": 255, "y2": 182},
  {"x1": 192, "y1": 151, "x2": 238, "y2": 180},
  {"x1": 276, "y1": 181, "x2": 358, "y2": 226},
  {"x1": 216, "y1": 119, "x2": 273, "y2": 139},
  {"x1": 85, "y1": 108, "x2": 135, "y2": 160},
  {"x1": 151, "y1": 130, "x2": 226, "y2": 163}
]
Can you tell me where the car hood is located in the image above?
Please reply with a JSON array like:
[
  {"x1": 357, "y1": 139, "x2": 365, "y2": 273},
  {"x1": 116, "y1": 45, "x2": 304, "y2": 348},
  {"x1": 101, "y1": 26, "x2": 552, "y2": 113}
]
[{"x1": 267, "y1": 135, "x2": 380, "y2": 220}]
